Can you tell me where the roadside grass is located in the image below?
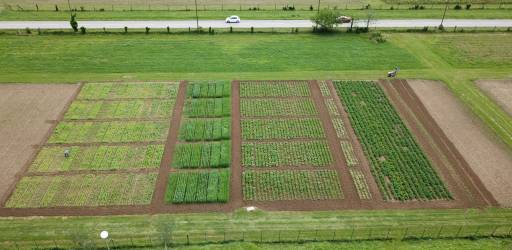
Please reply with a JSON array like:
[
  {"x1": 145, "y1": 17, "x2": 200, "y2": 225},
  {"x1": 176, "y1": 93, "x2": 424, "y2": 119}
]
[{"x1": 1, "y1": 8, "x2": 512, "y2": 20}]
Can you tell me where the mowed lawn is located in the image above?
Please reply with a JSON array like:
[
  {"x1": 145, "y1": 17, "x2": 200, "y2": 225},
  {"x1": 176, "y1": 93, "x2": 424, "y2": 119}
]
[{"x1": 0, "y1": 33, "x2": 423, "y2": 77}]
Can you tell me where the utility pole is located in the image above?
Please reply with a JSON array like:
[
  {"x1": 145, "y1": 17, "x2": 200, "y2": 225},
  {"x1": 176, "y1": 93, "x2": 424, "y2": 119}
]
[
  {"x1": 440, "y1": 0, "x2": 448, "y2": 28},
  {"x1": 194, "y1": 0, "x2": 199, "y2": 30}
]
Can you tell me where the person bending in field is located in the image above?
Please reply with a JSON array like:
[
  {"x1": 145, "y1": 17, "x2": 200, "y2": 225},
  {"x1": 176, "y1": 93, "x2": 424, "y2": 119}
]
[{"x1": 64, "y1": 149, "x2": 70, "y2": 158}]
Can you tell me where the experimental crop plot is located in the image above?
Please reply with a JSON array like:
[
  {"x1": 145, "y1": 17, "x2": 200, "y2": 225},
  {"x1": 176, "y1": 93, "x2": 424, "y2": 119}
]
[
  {"x1": 243, "y1": 170, "x2": 343, "y2": 201},
  {"x1": 64, "y1": 99, "x2": 175, "y2": 120},
  {"x1": 29, "y1": 145, "x2": 164, "y2": 172},
  {"x1": 242, "y1": 141, "x2": 332, "y2": 167},
  {"x1": 240, "y1": 80, "x2": 311, "y2": 97},
  {"x1": 333, "y1": 80, "x2": 451, "y2": 201},
  {"x1": 241, "y1": 118, "x2": 325, "y2": 140},
  {"x1": 6, "y1": 173, "x2": 157, "y2": 208},
  {"x1": 165, "y1": 170, "x2": 230, "y2": 204},
  {"x1": 241, "y1": 98, "x2": 317, "y2": 117},
  {"x1": 168, "y1": 80, "x2": 232, "y2": 204},
  {"x1": 77, "y1": 82, "x2": 179, "y2": 99}
]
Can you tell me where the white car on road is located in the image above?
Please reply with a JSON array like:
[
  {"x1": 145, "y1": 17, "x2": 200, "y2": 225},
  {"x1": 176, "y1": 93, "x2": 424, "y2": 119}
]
[{"x1": 225, "y1": 15, "x2": 241, "y2": 23}]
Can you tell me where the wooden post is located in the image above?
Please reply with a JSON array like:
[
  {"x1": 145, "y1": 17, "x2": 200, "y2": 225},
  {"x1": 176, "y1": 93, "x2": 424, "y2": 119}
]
[
  {"x1": 278, "y1": 230, "x2": 281, "y2": 242},
  {"x1": 332, "y1": 231, "x2": 336, "y2": 241},
  {"x1": 224, "y1": 231, "x2": 226, "y2": 242},
  {"x1": 130, "y1": 237, "x2": 134, "y2": 247},
  {"x1": 368, "y1": 228, "x2": 372, "y2": 239},
  {"x1": 491, "y1": 226, "x2": 498, "y2": 237},
  {"x1": 456, "y1": 225, "x2": 463, "y2": 237},
  {"x1": 315, "y1": 230, "x2": 318, "y2": 241},
  {"x1": 350, "y1": 227, "x2": 355, "y2": 240},
  {"x1": 186, "y1": 234, "x2": 190, "y2": 245},
  {"x1": 386, "y1": 228, "x2": 390, "y2": 240},
  {"x1": 297, "y1": 230, "x2": 301, "y2": 241}
]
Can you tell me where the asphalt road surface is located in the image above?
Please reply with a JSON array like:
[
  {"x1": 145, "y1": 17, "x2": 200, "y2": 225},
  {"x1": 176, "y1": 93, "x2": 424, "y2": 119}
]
[{"x1": 0, "y1": 19, "x2": 511, "y2": 29}]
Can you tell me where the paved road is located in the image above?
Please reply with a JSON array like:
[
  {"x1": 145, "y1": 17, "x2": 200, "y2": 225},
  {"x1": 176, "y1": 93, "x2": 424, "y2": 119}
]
[{"x1": 0, "y1": 19, "x2": 511, "y2": 29}]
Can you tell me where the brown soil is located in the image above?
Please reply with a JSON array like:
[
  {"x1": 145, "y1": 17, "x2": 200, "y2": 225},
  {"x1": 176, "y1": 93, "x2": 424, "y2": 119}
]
[
  {"x1": 407, "y1": 79, "x2": 512, "y2": 207},
  {"x1": 475, "y1": 79, "x2": 512, "y2": 117},
  {"x1": 0, "y1": 84, "x2": 80, "y2": 205}
]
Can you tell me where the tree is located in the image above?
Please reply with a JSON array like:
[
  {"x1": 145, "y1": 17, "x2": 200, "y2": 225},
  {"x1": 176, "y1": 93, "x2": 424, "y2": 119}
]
[
  {"x1": 311, "y1": 9, "x2": 340, "y2": 32},
  {"x1": 70, "y1": 13, "x2": 78, "y2": 32}
]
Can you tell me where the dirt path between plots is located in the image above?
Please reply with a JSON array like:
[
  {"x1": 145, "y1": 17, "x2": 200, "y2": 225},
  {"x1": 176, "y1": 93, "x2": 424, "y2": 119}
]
[
  {"x1": 0, "y1": 84, "x2": 80, "y2": 205},
  {"x1": 475, "y1": 79, "x2": 512, "y2": 117},
  {"x1": 150, "y1": 80, "x2": 188, "y2": 210},
  {"x1": 407, "y1": 79, "x2": 512, "y2": 207}
]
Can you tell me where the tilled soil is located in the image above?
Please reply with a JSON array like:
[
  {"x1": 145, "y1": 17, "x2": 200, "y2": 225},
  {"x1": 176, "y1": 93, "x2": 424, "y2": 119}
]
[
  {"x1": 407, "y1": 79, "x2": 512, "y2": 207},
  {"x1": 0, "y1": 84, "x2": 80, "y2": 205},
  {"x1": 475, "y1": 79, "x2": 512, "y2": 117}
]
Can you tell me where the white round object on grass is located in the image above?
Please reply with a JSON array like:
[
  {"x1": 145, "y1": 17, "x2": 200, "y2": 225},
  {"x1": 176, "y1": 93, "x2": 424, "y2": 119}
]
[{"x1": 100, "y1": 231, "x2": 109, "y2": 239}]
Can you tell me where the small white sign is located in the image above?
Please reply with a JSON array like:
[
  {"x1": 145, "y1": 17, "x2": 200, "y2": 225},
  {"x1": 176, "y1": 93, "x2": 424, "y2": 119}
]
[{"x1": 100, "y1": 231, "x2": 109, "y2": 239}]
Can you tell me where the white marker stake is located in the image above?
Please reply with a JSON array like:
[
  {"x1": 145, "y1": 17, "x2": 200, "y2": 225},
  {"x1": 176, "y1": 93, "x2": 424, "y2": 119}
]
[{"x1": 100, "y1": 231, "x2": 110, "y2": 250}]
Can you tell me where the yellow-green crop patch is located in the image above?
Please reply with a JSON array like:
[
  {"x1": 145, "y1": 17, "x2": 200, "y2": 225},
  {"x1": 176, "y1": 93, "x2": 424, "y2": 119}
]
[
  {"x1": 48, "y1": 121, "x2": 169, "y2": 143},
  {"x1": 242, "y1": 141, "x2": 332, "y2": 167},
  {"x1": 77, "y1": 82, "x2": 179, "y2": 99},
  {"x1": 64, "y1": 99, "x2": 175, "y2": 120},
  {"x1": 29, "y1": 145, "x2": 163, "y2": 172},
  {"x1": 242, "y1": 118, "x2": 325, "y2": 140},
  {"x1": 241, "y1": 98, "x2": 318, "y2": 117},
  {"x1": 6, "y1": 173, "x2": 157, "y2": 208}
]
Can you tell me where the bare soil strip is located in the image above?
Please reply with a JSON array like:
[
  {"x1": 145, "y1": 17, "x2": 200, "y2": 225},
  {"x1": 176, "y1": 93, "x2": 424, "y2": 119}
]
[
  {"x1": 0, "y1": 83, "x2": 81, "y2": 206},
  {"x1": 229, "y1": 80, "x2": 243, "y2": 209},
  {"x1": 407, "y1": 79, "x2": 512, "y2": 207},
  {"x1": 150, "y1": 80, "x2": 188, "y2": 210},
  {"x1": 475, "y1": 79, "x2": 512, "y2": 117}
]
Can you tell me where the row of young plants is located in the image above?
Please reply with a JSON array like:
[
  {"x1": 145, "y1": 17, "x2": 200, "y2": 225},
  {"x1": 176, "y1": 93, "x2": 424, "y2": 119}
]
[
  {"x1": 6, "y1": 173, "x2": 157, "y2": 208},
  {"x1": 184, "y1": 98, "x2": 231, "y2": 118},
  {"x1": 242, "y1": 141, "x2": 332, "y2": 167},
  {"x1": 240, "y1": 81, "x2": 311, "y2": 97},
  {"x1": 178, "y1": 118, "x2": 231, "y2": 142},
  {"x1": 321, "y1": 83, "x2": 372, "y2": 200},
  {"x1": 78, "y1": 82, "x2": 179, "y2": 100},
  {"x1": 172, "y1": 141, "x2": 231, "y2": 169},
  {"x1": 241, "y1": 118, "x2": 325, "y2": 140},
  {"x1": 333, "y1": 80, "x2": 451, "y2": 201},
  {"x1": 48, "y1": 121, "x2": 169, "y2": 143},
  {"x1": 243, "y1": 170, "x2": 343, "y2": 201},
  {"x1": 318, "y1": 81, "x2": 331, "y2": 97},
  {"x1": 30, "y1": 145, "x2": 164, "y2": 172},
  {"x1": 241, "y1": 98, "x2": 318, "y2": 117},
  {"x1": 186, "y1": 80, "x2": 231, "y2": 98},
  {"x1": 64, "y1": 99, "x2": 175, "y2": 120},
  {"x1": 165, "y1": 170, "x2": 230, "y2": 204}
]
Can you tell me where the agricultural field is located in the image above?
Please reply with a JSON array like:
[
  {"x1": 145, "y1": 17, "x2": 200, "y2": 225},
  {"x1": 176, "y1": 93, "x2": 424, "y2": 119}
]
[
  {"x1": 241, "y1": 98, "x2": 318, "y2": 117},
  {"x1": 241, "y1": 118, "x2": 325, "y2": 140},
  {"x1": 243, "y1": 170, "x2": 343, "y2": 201},
  {"x1": 240, "y1": 81, "x2": 311, "y2": 97},
  {"x1": 242, "y1": 141, "x2": 332, "y2": 167},
  {"x1": 4, "y1": 82, "x2": 178, "y2": 209},
  {"x1": 333, "y1": 80, "x2": 451, "y2": 201},
  {"x1": 29, "y1": 145, "x2": 164, "y2": 172},
  {"x1": 6, "y1": 173, "x2": 157, "y2": 208},
  {"x1": 168, "y1": 80, "x2": 232, "y2": 204},
  {"x1": 165, "y1": 170, "x2": 230, "y2": 204},
  {"x1": 64, "y1": 99, "x2": 175, "y2": 120}
]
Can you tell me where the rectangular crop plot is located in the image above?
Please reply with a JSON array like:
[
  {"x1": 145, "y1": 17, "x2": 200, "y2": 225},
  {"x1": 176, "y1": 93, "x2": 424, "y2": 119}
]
[
  {"x1": 64, "y1": 99, "x2": 175, "y2": 120},
  {"x1": 333, "y1": 80, "x2": 451, "y2": 201},
  {"x1": 184, "y1": 98, "x2": 231, "y2": 118},
  {"x1": 172, "y1": 141, "x2": 231, "y2": 169},
  {"x1": 242, "y1": 141, "x2": 332, "y2": 167},
  {"x1": 243, "y1": 170, "x2": 343, "y2": 201},
  {"x1": 186, "y1": 80, "x2": 231, "y2": 98},
  {"x1": 240, "y1": 81, "x2": 310, "y2": 97},
  {"x1": 241, "y1": 99, "x2": 318, "y2": 117},
  {"x1": 242, "y1": 118, "x2": 325, "y2": 140},
  {"x1": 5, "y1": 173, "x2": 157, "y2": 208},
  {"x1": 165, "y1": 170, "x2": 230, "y2": 204},
  {"x1": 78, "y1": 82, "x2": 179, "y2": 99},
  {"x1": 48, "y1": 121, "x2": 169, "y2": 143},
  {"x1": 29, "y1": 145, "x2": 163, "y2": 172},
  {"x1": 178, "y1": 118, "x2": 231, "y2": 142}
]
